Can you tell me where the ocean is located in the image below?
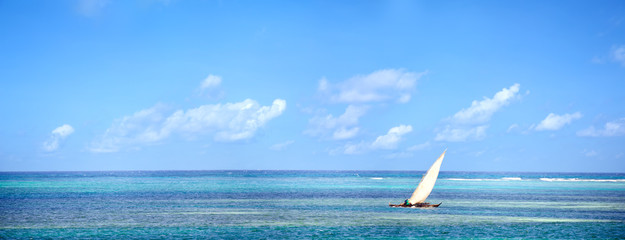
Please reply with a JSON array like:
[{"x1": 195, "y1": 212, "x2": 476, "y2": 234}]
[{"x1": 1, "y1": 171, "x2": 624, "y2": 239}]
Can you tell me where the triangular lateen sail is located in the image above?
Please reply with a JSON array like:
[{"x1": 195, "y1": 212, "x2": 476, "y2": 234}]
[{"x1": 407, "y1": 150, "x2": 446, "y2": 204}]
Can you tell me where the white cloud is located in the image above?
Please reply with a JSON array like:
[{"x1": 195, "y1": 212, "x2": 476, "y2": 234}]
[
  {"x1": 451, "y1": 83, "x2": 520, "y2": 124},
  {"x1": 43, "y1": 124, "x2": 75, "y2": 152},
  {"x1": 577, "y1": 118, "x2": 625, "y2": 137},
  {"x1": 91, "y1": 99, "x2": 286, "y2": 152},
  {"x1": 332, "y1": 127, "x2": 360, "y2": 140},
  {"x1": 308, "y1": 69, "x2": 425, "y2": 149},
  {"x1": 371, "y1": 125, "x2": 413, "y2": 149},
  {"x1": 436, "y1": 84, "x2": 520, "y2": 142},
  {"x1": 52, "y1": 124, "x2": 75, "y2": 137},
  {"x1": 435, "y1": 125, "x2": 488, "y2": 142},
  {"x1": 89, "y1": 104, "x2": 169, "y2": 153},
  {"x1": 270, "y1": 140, "x2": 295, "y2": 151},
  {"x1": 319, "y1": 69, "x2": 427, "y2": 103},
  {"x1": 612, "y1": 45, "x2": 625, "y2": 66},
  {"x1": 341, "y1": 124, "x2": 413, "y2": 154},
  {"x1": 168, "y1": 99, "x2": 286, "y2": 142},
  {"x1": 305, "y1": 105, "x2": 368, "y2": 140},
  {"x1": 507, "y1": 124, "x2": 519, "y2": 133},
  {"x1": 198, "y1": 74, "x2": 224, "y2": 98},
  {"x1": 535, "y1": 112, "x2": 582, "y2": 131},
  {"x1": 201, "y1": 75, "x2": 222, "y2": 90}
]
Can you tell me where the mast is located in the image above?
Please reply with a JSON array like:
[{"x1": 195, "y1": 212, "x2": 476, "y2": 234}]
[{"x1": 407, "y1": 150, "x2": 446, "y2": 204}]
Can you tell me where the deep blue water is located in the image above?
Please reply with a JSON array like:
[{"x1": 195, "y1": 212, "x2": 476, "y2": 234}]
[{"x1": 1, "y1": 171, "x2": 624, "y2": 239}]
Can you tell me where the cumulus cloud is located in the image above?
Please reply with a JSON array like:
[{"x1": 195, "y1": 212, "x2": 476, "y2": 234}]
[
  {"x1": 201, "y1": 75, "x2": 222, "y2": 90},
  {"x1": 319, "y1": 69, "x2": 427, "y2": 103},
  {"x1": 91, "y1": 99, "x2": 286, "y2": 152},
  {"x1": 577, "y1": 118, "x2": 625, "y2": 137},
  {"x1": 198, "y1": 74, "x2": 224, "y2": 98},
  {"x1": 305, "y1": 105, "x2": 368, "y2": 140},
  {"x1": 451, "y1": 83, "x2": 520, "y2": 124},
  {"x1": 535, "y1": 112, "x2": 582, "y2": 131},
  {"x1": 43, "y1": 124, "x2": 75, "y2": 151},
  {"x1": 612, "y1": 45, "x2": 625, "y2": 66},
  {"x1": 89, "y1": 104, "x2": 169, "y2": 153},
  {"x1": 371, "y1": 125, "x2": 413, "y2": 149},
  {"x1": 332, "y1": 127, "x2": 360, "y2": 140},
  {"x1": 308, "y1": 68, "x2": 425, "y2": 146},
  {"x1": 340, "y1": 124, "x2": 412, "y2": 154},
  {"x1": 436, "y1": 84, "x2": 520, "y2": 142}
]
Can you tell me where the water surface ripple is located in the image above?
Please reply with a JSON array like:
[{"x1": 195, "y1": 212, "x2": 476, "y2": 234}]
[{"x1": 1, "y1": 171, "x2": 624, "y2": 238}]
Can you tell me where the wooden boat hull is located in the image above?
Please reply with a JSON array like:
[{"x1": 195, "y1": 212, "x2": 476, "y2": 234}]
[{"x1": 389, "y1": 202, "x2": 441, "y2": 208}]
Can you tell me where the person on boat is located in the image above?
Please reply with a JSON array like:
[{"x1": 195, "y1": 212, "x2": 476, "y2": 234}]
[{"x1": 404, "y1": 199, "x2": 410, "y2": 206}]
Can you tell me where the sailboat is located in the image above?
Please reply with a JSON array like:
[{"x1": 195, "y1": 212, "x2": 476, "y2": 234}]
[{"x1": 389, "y1": 149, "x2": 446, "y2": 208}]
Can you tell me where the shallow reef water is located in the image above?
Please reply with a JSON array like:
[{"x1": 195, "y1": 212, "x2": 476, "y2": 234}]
[{"x1": 1, "y1": 171, "x2": 624, "y2": 239}]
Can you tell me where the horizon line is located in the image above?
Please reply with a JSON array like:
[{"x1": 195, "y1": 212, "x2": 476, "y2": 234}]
[{"x1": 1, "y1": 169, "x2": 624, "y2": 174}]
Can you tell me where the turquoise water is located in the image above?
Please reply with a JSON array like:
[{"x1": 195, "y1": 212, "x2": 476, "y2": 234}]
[{"x1": 1, "y1": 171, "x2": 624, "y2": 239}]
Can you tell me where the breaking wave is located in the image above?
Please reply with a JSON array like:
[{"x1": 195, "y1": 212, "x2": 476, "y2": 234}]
[
  {"x1": 444, "y1": 177, "x2": 625, "y2": 182},
  {"x1": 444, "y1": 177, "x2": 524, "y2": 181},
  {"x1": 501, "y1": 177, "x2": 523, "y2": 181},
  {"x1": 539, "y1": 178, "x2": 625, "y2": 183}
]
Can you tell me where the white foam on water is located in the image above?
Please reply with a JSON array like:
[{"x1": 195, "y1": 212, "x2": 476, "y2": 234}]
[
  {"x1": 444, "y1": 178, "x2": 485, "y2": 181},
  {"x1": 370, "y1": 177, "x2": 384, "y2": 180},
  {"x1": 501, "y1": 177, "x2": 523, "y2": 181},
  {"x1": 539, "y1": 178, "x2": 625, "y2": 182},
  {"x1": 445, "y1": 177, "x2": 625, "y2": 182},
  {"x1": 444, "y1": 177, "x2": 523, "y2": 181},
  {"x1": 166, "y1": 210, "x2": 267, "y2": 215}
]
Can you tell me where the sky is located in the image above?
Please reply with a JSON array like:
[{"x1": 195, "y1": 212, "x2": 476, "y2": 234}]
[{"x1": 1, "y1": 0, "x2": 624, "y2": 172}]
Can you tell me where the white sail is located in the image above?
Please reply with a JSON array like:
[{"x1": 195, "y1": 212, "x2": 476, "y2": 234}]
[{"x1": 408, "y1": 150, "x2": 446, "y2": 204}]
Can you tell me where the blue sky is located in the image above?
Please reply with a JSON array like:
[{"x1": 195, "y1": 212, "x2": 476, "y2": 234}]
[{"x1": 1, "y1": 0, "x2": 624, "y2": 172}]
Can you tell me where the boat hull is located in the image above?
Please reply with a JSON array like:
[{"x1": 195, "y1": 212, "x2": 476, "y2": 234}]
[{"x1": 389, "y1": 202, "x2": 441, "y2": 208}]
